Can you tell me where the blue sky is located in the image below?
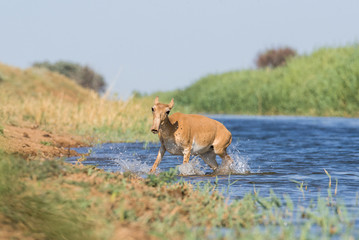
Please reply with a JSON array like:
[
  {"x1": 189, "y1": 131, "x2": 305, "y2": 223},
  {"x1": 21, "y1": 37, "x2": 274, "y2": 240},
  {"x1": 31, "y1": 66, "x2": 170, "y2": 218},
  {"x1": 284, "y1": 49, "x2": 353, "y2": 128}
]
[{"x1": 1, "y1": 1, "x2": 358, "y2": 98}]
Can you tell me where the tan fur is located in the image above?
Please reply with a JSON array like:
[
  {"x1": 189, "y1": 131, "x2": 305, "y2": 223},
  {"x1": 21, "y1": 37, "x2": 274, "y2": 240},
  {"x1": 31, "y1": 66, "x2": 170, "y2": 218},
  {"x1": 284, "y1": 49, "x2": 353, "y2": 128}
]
[{"x1": 150, "y1": 97, "x2": 233, "y2": 173}]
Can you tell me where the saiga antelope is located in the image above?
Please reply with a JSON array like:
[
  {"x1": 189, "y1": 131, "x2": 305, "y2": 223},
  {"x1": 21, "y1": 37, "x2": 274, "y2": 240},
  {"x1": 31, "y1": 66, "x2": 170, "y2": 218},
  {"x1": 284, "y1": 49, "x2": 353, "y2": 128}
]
[{"x1": 150, "y1": 97, "x2": 234, "y2": 174}]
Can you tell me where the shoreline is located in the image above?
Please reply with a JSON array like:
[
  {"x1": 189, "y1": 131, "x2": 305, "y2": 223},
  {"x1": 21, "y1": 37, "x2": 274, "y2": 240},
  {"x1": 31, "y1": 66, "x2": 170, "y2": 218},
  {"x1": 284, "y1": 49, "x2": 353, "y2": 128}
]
[
  {"x1": 0, "y1": 124, "x2": 86, "y2": 159},
  {"x1": 1, "y1": 122, "x2": 358, "y2": 239}
]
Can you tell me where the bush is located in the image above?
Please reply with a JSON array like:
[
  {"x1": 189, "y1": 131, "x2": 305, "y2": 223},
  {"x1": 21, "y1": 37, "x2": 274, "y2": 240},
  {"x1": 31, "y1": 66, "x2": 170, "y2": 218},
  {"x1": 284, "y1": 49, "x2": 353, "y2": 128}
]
[
  {"x1": 33, "y1": 61, "x2": 106, "y2": 93},
  {"x1": 256, "y1": 47, "x2": 297, "y2": 69}
]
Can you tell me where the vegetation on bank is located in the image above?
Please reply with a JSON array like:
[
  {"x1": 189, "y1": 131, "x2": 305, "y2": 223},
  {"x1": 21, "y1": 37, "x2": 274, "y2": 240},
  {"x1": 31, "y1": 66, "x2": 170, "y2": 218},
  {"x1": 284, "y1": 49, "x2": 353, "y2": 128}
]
[
  {"x1": 0, "y1": 62, "x2": 155, "y2": 143},
  {"x1": 155, "y1": 45, "x2": 359, "y2": 116},
  {"x1": 0, "y1": 151, "x2": 357, "y2": 239}
]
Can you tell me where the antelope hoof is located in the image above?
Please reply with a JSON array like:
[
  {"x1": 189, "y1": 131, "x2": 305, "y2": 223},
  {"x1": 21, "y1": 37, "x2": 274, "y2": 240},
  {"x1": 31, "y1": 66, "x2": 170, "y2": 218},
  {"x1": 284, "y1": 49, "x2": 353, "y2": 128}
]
[{"x1": 213, "y1": 164, "x2": 232, "y2": 175}]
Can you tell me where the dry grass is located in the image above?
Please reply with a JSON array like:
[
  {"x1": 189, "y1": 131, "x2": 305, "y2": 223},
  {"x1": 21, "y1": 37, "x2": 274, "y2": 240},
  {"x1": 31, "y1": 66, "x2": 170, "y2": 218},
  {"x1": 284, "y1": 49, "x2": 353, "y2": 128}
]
[{"x1": 0, "y1": 62, "x2": 156, "y2": 143}]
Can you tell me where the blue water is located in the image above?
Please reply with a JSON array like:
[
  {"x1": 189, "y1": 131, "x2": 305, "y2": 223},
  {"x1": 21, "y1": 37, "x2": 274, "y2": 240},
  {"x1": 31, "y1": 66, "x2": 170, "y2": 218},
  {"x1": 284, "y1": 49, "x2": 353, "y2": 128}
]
[{"x1": 67, "y1": 116, "x2": 359, "y2": 208}]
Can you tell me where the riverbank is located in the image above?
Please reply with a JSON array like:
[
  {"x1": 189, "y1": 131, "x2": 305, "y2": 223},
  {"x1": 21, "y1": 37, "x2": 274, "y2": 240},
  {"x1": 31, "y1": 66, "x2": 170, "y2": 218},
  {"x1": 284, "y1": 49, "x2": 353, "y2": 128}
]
[{"x1": 0, "y1": 124, "x2": 84, "y2": 159}]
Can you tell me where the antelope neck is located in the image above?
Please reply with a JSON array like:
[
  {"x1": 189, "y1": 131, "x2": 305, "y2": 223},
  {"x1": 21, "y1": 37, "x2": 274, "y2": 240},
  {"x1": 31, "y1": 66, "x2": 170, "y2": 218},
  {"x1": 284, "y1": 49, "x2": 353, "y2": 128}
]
[{"x1": 160, "y1": 116, "x2": 175, "y2": 135}]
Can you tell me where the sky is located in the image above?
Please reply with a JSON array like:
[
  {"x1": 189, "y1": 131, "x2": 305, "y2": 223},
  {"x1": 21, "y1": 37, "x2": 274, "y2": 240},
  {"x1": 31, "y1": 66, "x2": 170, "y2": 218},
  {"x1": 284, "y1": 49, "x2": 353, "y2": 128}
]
[{"x1": 1, "y1": 0, "x2": 358, "y2": 99}]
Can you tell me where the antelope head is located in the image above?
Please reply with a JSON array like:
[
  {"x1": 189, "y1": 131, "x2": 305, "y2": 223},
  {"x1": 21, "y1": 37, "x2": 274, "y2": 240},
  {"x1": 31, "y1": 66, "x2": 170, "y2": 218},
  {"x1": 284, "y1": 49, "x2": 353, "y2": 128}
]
[{"x1": 151, "y1": 96, "x2": 174, "y2": 134}]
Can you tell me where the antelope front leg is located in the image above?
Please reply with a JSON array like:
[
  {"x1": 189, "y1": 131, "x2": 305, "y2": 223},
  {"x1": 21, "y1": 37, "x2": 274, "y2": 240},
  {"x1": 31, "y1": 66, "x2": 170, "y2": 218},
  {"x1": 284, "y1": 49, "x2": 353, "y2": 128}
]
[{"x1": 150, "y1": 145, "x2": 165, "y2": 173}]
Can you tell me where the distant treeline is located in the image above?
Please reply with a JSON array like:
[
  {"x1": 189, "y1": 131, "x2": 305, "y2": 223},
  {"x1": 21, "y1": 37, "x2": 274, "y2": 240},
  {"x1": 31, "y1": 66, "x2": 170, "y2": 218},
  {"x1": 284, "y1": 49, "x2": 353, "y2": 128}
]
[
  {"x1": 33, "y1": 61, "x2": 106, "y2": 94},
  {"x1": 154, "y1": 45, "x2": 359, "y2": 116}
]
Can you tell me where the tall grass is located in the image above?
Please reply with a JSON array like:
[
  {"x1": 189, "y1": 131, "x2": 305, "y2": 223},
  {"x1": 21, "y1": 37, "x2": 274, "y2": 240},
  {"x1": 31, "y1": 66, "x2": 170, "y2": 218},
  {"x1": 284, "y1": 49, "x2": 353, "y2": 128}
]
[
  {"x1": 0, "y1": 152, "x2": 103, "y2": 239},
  {"x1": 0, "y1": 63, "x2": 156, "y2": 142},
  {"x1": 159, "y1": 45, "x2": 359, "y2": 116}
]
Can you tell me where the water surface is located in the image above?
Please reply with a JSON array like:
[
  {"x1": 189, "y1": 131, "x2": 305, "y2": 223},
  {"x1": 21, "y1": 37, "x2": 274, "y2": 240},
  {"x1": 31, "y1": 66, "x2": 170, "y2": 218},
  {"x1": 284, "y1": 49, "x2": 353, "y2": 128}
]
[{"x1": 67, "y1": 116, "x2": 359, "y2": 208}]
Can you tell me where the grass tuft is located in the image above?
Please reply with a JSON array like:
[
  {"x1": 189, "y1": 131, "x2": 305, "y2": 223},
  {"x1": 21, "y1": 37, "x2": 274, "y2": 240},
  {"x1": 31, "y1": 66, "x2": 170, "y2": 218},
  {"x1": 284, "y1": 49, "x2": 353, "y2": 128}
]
[
  {"x1": 0, "y1": 152, "x2": 99, "y2": 240},
  {"x1": 40, "y1": 141, "x2": 53, "y2": 146},
  {"x1": 145, "y1": 167, "x2": 178, "y2": 187}
]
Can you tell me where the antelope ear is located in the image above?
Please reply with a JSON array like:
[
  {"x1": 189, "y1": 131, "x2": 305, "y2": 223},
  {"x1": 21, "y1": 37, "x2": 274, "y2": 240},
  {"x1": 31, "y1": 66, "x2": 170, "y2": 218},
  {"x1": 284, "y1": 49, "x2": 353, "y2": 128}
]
[
  {"x1": 154, "y1": 96, "x2": 159, "y2": 104},
  {"x1": 168, "y1": 98, "x2": 174, "y2": 109}
]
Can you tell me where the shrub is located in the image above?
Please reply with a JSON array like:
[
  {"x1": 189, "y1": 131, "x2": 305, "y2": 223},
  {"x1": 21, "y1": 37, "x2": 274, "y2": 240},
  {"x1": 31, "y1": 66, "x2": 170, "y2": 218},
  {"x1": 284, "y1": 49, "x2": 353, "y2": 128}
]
[
  {"x1": 33, "y1": 61, "x2": 106, "y2": 93},
  {"x1": 256, "y1": 47, "x2": 297, "y2": 69}
]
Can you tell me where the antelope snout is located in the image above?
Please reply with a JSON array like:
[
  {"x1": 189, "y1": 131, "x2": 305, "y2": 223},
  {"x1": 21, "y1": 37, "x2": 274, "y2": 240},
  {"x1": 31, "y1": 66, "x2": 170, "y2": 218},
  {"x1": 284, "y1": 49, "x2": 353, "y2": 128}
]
[{"x1": 151, "y1": 119, "x2": 160, "y2": 134}]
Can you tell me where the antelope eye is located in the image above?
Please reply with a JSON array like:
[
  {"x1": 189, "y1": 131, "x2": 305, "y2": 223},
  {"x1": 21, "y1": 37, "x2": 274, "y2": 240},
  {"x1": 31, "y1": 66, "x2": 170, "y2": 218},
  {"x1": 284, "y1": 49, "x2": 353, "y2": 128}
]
[
  {"x1": 151, "y1": 107, "x2": 154, "y2": 112},
  {"x1": 166, "y1": 110, "x2": 170, "y2": 115}
]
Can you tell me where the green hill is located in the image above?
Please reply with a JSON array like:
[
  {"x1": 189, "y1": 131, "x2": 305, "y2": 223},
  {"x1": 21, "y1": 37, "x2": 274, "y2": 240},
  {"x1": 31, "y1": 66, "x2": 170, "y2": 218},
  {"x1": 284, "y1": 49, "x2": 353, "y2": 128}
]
[{"x1": 159, "y1": 45, "x2": 359, "y2": 116}]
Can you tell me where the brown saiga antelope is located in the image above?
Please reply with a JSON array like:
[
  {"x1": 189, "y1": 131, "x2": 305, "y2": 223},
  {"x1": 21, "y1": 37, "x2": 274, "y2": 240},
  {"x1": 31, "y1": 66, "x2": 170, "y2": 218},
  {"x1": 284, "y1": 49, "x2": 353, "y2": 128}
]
[{"x1": 150, "y1": 97, "x2": 234, "y2": 174}]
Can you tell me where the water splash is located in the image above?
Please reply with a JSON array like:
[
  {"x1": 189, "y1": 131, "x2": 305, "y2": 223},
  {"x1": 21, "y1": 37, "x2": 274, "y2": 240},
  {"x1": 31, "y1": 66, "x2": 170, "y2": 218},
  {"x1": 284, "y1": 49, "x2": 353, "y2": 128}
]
[
  {"x1": 112, "y1": 149, "x2": 159, "y2": 175},
  {"x1": 99, "y1": 142, "x2": 252, "y2": 176},
  {"x1": 114, "y1": 158, "x2": 154, "y2": 174},
  {"x1": 178, "y1": 157, "x2": 207, "y2": 176},
  {"x1": 227, "y1": 153, "x2": 251, "y2": 174},
  {"x1": 177, "y1": 151, "x2": 251, "y2": 176},
  {"x1": 214, "y1": 146, "x2": 251, "y2": 175}
]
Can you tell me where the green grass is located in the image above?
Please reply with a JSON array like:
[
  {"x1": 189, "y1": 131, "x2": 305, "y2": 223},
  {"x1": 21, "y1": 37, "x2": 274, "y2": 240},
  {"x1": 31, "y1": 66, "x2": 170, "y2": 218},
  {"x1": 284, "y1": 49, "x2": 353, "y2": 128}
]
[
  {"x1": 154, "y1": 45, "x2": 359, "y2": 117},
  {"x1": 40, "y1": 141, "x2": 53, "y2": 146},
  {"x1": 145, "y1": 167, "x2": 178, "y2": 187},
  {"x1": 0, "y1": 151, "x2": 357, "y2": 239}
]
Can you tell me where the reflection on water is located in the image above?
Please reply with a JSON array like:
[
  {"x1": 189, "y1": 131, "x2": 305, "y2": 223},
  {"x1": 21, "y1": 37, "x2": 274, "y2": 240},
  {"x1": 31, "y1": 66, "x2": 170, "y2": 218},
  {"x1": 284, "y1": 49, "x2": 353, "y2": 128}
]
[{"x1": 67, "y1": 116, "x2": 359, "y2": 209}]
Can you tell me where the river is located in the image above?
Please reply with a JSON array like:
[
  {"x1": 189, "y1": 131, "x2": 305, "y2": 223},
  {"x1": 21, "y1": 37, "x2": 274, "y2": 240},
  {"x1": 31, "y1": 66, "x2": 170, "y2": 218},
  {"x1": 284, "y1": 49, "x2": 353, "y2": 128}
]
[{"x1": 67, "y1": 116, "x2": 359, "y2": 209}]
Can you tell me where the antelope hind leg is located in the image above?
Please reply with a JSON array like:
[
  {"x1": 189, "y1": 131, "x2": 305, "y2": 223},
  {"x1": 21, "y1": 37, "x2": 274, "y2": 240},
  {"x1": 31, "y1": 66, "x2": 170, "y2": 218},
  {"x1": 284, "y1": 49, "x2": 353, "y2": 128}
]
[
  {"x1": 220, "y1": 152, "x2": 234, "y2": 167},
  {"x1": 182, "y1": 147, "x2": 192, "y2": 164},
  {"x1": 200, "y1": 150, "x2": 218, "y2": 171},
  {"x1": 214, "y1": 150, "x2": 234, "y2": 175}
]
